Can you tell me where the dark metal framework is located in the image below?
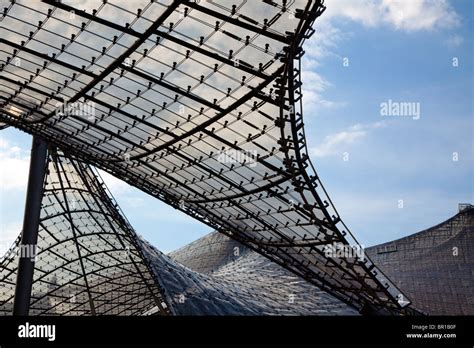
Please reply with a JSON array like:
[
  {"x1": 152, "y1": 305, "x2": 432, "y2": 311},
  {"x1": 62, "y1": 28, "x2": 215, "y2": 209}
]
[
  {"x1": 0, "y1": 0, "x2": 416, "y2": 314},
  {"x1": 13, "y1": 136, "x2": 48, "y2": 315},
  {"x1": 0, "y1": 148, "x2": 170, "y2": 315}
]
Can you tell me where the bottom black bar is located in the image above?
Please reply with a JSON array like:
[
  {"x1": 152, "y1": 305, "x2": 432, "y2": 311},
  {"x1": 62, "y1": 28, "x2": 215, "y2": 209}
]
[{"x1": 0, "y1": 316, "x2": 472, "y2": 346}]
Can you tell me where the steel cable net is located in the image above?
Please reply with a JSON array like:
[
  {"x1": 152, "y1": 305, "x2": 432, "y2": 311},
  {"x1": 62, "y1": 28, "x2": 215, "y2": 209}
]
[
  {"x1": 0, "y1": 0, "x2": 416, "y2": 314},
  {"x1": 0, "y1": 148, "x2": 356, "y2": 316},
  {"x1": 0, "y1": 148, "x2": 170, "y2": 315},
  {"x1": 141, "y1": 234, "x2": 359, "y2": 315}
]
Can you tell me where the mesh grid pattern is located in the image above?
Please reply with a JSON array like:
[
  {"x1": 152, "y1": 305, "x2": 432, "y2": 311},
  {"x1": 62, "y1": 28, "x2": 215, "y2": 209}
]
[{"x1": 0, "y1": 0, "x2": 416, "y2": 314}]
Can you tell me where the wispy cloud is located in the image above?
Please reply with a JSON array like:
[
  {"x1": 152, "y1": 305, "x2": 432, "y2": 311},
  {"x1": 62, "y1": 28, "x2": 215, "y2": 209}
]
[
  {"x1": 0, "y1": 138, "x2": 29, "y2": 191},
  {"x1": 310, "y1": 121, "x2": 387, "y2": 157},
  {"x1": 98, "y1": 169, "x2": 132, "y2": 194},
  {"x1": 445, "y1": 34, "x2": 464, "y2": 48},
  {"x1": 302, "y1": 70, "x2": 346, "y2": 110},
  {"x1": 0, "y1": 222, "x2": 21, "y2": 256},
  {"x1": 380, "y1": 0, "x2": 460, "y2": 31},
  {"x1": 323, "y1": 0, "x2": 460, "y2": 31},
  {"x1": 304, "y1": 0, "x2": 461, "y2": 112}
]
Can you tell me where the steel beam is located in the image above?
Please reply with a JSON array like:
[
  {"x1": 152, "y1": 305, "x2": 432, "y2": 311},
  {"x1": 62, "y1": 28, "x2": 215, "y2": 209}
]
[
  {"x1": 184, "y1": 1, "x2": 291, "y2": 44},
  {"x1": 12, "y1": 136, "x2": 48, "y2": 315}
]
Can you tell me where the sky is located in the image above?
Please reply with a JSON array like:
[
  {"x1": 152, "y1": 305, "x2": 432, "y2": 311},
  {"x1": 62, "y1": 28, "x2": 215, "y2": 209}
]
[{"x1": 1, "y1": 0, "x2": 472, "y2": 254}]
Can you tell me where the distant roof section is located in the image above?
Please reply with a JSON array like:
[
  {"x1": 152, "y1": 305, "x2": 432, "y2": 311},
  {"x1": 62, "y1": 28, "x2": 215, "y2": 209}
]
[
  {"x1": 144, "y1": 235, "x2": 358, "y2": 315},
  {"x1": 458, "y1": 203, "x2": 473, "y2": 213},
  {"x1": 367, "y1": 207, "x2": 474, "y2": 315},
  {"x1": 0, "y1": 0, "x2": 417, "y2": 314}
]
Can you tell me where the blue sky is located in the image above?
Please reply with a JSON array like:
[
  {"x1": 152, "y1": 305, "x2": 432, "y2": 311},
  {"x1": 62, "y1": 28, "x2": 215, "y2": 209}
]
[{"x1": 1, "y1": 0, "x2": 472, "y2": 253}]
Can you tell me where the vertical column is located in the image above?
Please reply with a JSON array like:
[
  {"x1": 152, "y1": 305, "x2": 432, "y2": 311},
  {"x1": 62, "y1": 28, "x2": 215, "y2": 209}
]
[{"x1": 12, "y1": 136, "x2": 48, "y2": 315}]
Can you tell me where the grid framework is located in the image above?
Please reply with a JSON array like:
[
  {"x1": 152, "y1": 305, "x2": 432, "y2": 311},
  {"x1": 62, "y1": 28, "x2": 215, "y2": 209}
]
[{"x1": 0, "y1": 0, "x2": 418, "y2": 314}]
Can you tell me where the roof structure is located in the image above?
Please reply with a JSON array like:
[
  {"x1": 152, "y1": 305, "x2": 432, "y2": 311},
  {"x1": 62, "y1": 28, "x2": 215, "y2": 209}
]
[
  {"x1": 145, "y1": 233, "x2": 358, "y2": 315},
  {"x1": 0, "y1": 148, "x2": 356, "y2": 316},
  {"x1": 0, "y1": 149, "x2": 170, "y2": 315},
  {"x1": 168, "y1": 207, "x2": 474, "y2": 316},
  {"x1": 366, "y1": 207, "x2": 474, "y2": 315},
  {"x1": 1, "y1": 147, "x2": 470, "y2": 316},
  {"x1": 0, "y1": 0, "x2": 418, "y2": 314}
]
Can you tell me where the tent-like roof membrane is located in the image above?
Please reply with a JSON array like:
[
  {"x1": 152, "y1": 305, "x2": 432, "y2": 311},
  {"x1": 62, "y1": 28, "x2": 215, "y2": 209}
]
[{"x1": 0, "y1": 0, "x2": 417, "y2": 314}]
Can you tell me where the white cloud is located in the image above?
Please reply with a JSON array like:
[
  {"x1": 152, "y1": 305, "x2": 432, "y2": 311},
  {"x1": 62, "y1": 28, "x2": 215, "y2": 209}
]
[
  {"x1": 302, "y1": 0, "x2": 461, "y2": 113},
  {"x1": 312, "y1": 130, "x2": 366, "y2": 157},
  {"x1": 97, "y1": 169, "x2": 132, "y2": 195},
  {"x1": 302, "y1": 37, "x2": 347, "y2": 111},
  {"x1": 304, "y1": 18, "x2": 345, "y2": 61},
  {"x1": 380, "y1": 0, "x2": 460, "y2": 31},
  {"x1": 0, "y1": 222, "x2": 21, "y2": 257},
  {"x1": 302, "y1": 70, "x2": 346, "y2": 110},
  {"x1": 323, "y1": 0, "x2": 460, "y2": 31},
  {"x1": 349, "y1": 121, "x2": 387, "y2": 131},
  {"x1": 0, "y1": 138, "x2": 30, "y2": 191},
  {"x1": 0, "y1": 138, "x2": 29, "y2": 252},
  {"x1": 311, "y1": 121, "x2": 387, "y2": 157},
  {"x1": 303, "y1": 70, "x2": 331, "y2": 93},
  {"x1": 445, "y1": 34, "x2": 464, "y2": 48},
  {"x1": 323, "y1": 0, "x2": 383, "y2": 27}
]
